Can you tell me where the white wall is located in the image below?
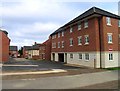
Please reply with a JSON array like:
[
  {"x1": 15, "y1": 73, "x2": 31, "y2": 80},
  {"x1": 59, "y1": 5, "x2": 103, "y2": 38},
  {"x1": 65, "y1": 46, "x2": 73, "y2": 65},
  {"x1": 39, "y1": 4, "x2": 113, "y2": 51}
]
[
  {"x1": 51, "y1": 51, "x2": 119, "y2": 68},
  {"x1": 101, "y1": 51, "x2": 118, "y2": 68}
]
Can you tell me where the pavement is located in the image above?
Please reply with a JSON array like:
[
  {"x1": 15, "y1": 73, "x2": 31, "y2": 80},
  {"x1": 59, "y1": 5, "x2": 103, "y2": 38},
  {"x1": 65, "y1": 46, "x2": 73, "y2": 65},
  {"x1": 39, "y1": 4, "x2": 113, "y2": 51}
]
[{"x1": 2, "y1": 70, "x2": 118, "y2": 89}]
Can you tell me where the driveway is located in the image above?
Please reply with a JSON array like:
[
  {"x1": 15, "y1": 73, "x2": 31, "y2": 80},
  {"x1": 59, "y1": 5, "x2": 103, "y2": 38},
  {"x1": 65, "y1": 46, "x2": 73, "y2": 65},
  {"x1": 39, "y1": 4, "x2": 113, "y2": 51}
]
[
  {"x1": 2, "y1": 58, "x2": 106, "y2": 80},
  {"x1": 3, "y1": 58, "x2": 88, "y2": 72}
]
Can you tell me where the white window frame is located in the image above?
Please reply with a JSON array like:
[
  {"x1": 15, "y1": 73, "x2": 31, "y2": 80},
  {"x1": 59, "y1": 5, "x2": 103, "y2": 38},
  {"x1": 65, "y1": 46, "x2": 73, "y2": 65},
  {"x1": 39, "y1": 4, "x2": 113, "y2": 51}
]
[
  {"x1": 79, "y1": 53, "x2": 82, "y2": 60},
  {"x1": 58, "y1": 33, "x2": 60, "y2": 38},
  {"x1": 85, "y1": 53, "x2": 89, "y2": 61},
  {"x1": 84, "y1": 20, "x2": 88, "y2": 28},
  {"x1": 52, "y1": 43, "x2": 56, "y2": 48},
  {"x1": 54, "y1": 34, "x2": 56, "y2": 38},
  {"x1": 106, "y1": 17, "x2": 111, "y2": 26},
  {"x1": 62, "y1": 31, "x2": 64, "y2": 36},
  {"x1": 61, "y1": 41, "x2": 64, "y2": 48},
  {"x1": 109, "y1": 53, "x2": 113, "y2": 61},
  {"x1": 70, "y1": 54, "x2": 73, "y2": 59},
  {"x1": 84, "y1": 35, "x2": 89, "y2": 45},
  {"x1": 78, "y1": 24, "x2": 81, "y2": 30},
  {"x1": 119, "y1": 34, "x2": 120, "y2": 44},
  {"x1": 70, "y1": 38, "x2": 73, "y2": 46},
  {"x1": 58, "y1": 42, "x2": 60, "y2": 48},
  {"x1": 107, "y1": 33, "x2": 113, "y2": 44},
  {"x1": 78, "y1": 36, "x2": 82, "y2": 45},
  {"x1": 70, "y1": 27, "x2": 73, "y2": 33},
  {"x1": 118, "y1": 20, "x2": 120, "y2": 27}
]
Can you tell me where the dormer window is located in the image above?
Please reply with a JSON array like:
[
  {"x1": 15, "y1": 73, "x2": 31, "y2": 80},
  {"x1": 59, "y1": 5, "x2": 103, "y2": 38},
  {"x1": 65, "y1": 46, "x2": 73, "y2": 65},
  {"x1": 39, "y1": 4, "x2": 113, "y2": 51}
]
[{"x1": 106, "y1": 17, "x2": 111, "y2": 25}]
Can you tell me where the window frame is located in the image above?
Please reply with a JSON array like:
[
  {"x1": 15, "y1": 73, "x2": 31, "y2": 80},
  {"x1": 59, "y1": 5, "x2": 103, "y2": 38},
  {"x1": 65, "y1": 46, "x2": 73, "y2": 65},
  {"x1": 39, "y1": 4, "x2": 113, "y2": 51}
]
[
  {"x1": 58, "y1": 33, "x2": 60, "y2": 38},
  {"x1": 78, "y1": 36, "x2": 82, "y2": 45},
  {"x1": 58, "y1": 42, "x2": 60, "y2": 48},
  {"x1": 62, "y1": 31, "x2": 64, "y2": 37},
  {"x1": 84, "y1": 35, "x2": 89, "y2": 45},
  {"x1": 70, "y1": 54, "x2": 73, "y2": 59},
  {"x1": 61, "y1": 41, "x2": 64, "y2": 48},
  {"x1": 84, "y1": 20, "x2": 88, "y2": 28},
  {"x1": 118, "y1": 20, "x2": 120, "y2": 27},
  {"x1": 79, "y1": 53, "x2": 82, "y2": 60},
  {"x1": 109, "y1": 53, "x2": 113, "y2": 61},
  {"x1": 70, "y1": 38, "x2": 73, "y2": 46},
  {"x1": 107, "y1": 33, "x2": 113, "y2": 44},
  {"x1": 78, "y1": 23, "x2": 81, "y2": 30},
  {"x1": 70, "y1": 27, "x2": 73, "y2": 33},
  {"x1": 106, "y1": 17, "x2": 111, "y2": 26},
  {"x1": 85, "y1": 53, "x2": 89, "y2": 61}
]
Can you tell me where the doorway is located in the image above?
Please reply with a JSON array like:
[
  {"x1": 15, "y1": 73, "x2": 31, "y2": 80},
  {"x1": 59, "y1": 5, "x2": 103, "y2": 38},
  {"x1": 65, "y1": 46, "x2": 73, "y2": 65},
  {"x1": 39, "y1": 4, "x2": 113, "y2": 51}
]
[{"x1": 58, "y1": 53, "x2": 64, "y2": 62}]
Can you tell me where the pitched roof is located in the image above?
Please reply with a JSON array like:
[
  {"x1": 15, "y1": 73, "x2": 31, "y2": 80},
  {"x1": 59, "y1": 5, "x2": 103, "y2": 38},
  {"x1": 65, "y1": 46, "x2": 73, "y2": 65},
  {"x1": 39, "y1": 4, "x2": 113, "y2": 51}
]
[
  {"x1": 0, "y1": 29, "x2": 8, "y2": 35},
  {"x1": 23, "y1": 46, "x2": 32, "y2": 50},
  {"x1": 50, "y1": 7, "x2": 120, "y2": 36},
  {"x1": 9, "y1": 46, "x2": 18, "y2": 51}
]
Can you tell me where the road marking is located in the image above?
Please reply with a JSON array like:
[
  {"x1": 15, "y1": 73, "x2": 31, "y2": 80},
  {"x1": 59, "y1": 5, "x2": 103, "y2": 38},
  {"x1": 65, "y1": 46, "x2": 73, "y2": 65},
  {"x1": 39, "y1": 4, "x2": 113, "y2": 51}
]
[
  {"x1": 3, "y1": 64, "x2": 39, "y2": 67},
  {"x1": 1, "y1": 69, "x2": 67, "y2": 76}
]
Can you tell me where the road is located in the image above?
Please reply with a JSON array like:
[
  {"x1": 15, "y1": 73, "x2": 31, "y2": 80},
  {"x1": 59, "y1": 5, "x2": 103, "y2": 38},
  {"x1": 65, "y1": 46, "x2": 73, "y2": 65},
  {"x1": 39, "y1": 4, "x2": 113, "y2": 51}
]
[{"x1": 2, "y1": 70, "x2": 118, "y2": 89}]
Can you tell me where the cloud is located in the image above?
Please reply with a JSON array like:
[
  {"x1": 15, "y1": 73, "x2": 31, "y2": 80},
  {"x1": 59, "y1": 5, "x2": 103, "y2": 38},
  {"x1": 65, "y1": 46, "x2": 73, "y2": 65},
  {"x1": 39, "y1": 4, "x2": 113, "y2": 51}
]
[{"x1": 1, "y1": 1, "x2": 118, "y2": 48}]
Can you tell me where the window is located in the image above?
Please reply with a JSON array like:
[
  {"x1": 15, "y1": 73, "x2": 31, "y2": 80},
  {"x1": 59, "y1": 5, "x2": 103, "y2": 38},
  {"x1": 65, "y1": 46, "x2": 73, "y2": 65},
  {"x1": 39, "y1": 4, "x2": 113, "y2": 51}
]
[
  {"x1": 78, "y1": 36, "x2": 82, "y2": 45},
  {"x1": 119, "y1": 34, "x2": 120, "y2": 44},
  {"x1": 62, "y1": 41, "x2": 64, "y2": 48},
  {"x1": 106, "y1": 17, "x2": 111, "y2": 25},
  {"x1": 54, "y1": 35, "x2": 56, "y2": 38},
  {"x1": 84, "y1": 35, "x2": 89, "y2": 44},
  {"x1": 85, "y1": 53, "x2": 89, "y2": 60},
  {"x1": 58, "y1": 33, "x2": 60, "y2": 38},
  {"x1": 62, "y1": 31, "x2": 64, "y2": 36},
  {"x1": 79, "y1": 53, "x2": 82, "y2": 59},
  {"x1": 70, "y1": 54, "x2": 73, "y2": 59},
  {"x1": 107, "y1": 33, "x2": 112, "y2": 44},
  {"x1": 109, "y1": 53, "x2": 113, "y2": 60},
  {"x1": 84, "y1": 20, "x2": 88, "y2": 28},
  {"x1": 70, "y1": 27, "x2": 73, "y2": 33},
  {"x1": 58, "y1": 42, "x2": 60, "y2": 48},
  {"x1": 52, "y1": 43, "x2": 56, "y2": 48},
  {"x1": 70, "y1": 38, "x2": 73, "y2": 46},
  {"x1": 118, "y1": 20, "x2": 120, "y2": 27},
  {"x1": 78, "y1": 24, "x2": 81, "y2": 30},
  {"x1": 52, "y1": 35, "x2": 54, "y2": 39}
]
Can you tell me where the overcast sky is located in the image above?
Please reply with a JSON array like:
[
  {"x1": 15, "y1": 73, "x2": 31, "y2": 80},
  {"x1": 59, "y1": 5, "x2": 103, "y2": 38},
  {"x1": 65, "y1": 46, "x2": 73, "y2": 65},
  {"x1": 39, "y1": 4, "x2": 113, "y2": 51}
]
[{"x1": 1, "y1": 0, "x2": 119, "y2": 49}]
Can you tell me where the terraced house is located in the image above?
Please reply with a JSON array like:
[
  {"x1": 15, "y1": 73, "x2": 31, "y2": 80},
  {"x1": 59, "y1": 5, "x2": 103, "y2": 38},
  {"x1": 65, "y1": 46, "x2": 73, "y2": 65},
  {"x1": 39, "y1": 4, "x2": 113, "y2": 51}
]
[
  {"x1": 0, "y1": 29, "x2": 10, "y2": 62},
  {"x1": 50, "y1": 7, "x2": 120, "y2": 68}
]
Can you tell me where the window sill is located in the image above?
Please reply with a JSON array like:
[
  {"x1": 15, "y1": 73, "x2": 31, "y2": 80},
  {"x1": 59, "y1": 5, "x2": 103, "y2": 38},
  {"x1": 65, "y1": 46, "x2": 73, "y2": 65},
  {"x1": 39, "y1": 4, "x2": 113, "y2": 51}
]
[
  {"x1": 84, "y1": 26, "x2": 88, "y2": 29},
  {"x1": 70, "y1": 45, "x2": 73, "y2": 47},
  {"x1": 78, "y1": 44, "x2": 82, "y2": 46},
  {"x1": 107, "y1": 24, "x2": 112, "y2": 26},
  {"x1": 108, "y1": 42, "x2": 113, "y2": 44},
  {"x1": 78, "y1": 29, "x2": 81, "y2": 31},
  {"x1": 84, "y1": 43, "x2": 89, "y2": 45}
]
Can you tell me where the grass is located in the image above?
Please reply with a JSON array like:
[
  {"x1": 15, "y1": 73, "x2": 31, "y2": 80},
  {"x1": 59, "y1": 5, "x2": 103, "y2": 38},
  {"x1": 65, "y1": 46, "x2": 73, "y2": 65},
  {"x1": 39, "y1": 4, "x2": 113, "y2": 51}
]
[{"x1": 105, "y1": 67, "x2": 120, "y2": 70}]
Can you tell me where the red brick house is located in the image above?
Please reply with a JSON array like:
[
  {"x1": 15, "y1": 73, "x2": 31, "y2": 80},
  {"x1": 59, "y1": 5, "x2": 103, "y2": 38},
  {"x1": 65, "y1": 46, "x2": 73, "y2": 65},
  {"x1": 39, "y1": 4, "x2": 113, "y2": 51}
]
[
  {"x1": 0, "y1": 29, "x2": 10, "y2": 62},
  {"x1": 50, "y1": 7, "x2": 120, "y2": 68},
  {"x1": 23, "y1": 46, "x2": 32, "y2": 58},
  {"x1": 9, "y1": 46, "x2": 18, "y2": 58},
  {"x1": 39, "y1": 39, "x2": 51, "y2": 60}
]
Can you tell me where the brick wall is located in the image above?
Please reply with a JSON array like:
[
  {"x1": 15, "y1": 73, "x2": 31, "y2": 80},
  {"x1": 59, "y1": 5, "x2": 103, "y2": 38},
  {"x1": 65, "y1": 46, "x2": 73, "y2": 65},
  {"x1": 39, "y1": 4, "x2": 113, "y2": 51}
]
[{"x1": 0, "y1": 31, "x2": 10, "y2": 62}]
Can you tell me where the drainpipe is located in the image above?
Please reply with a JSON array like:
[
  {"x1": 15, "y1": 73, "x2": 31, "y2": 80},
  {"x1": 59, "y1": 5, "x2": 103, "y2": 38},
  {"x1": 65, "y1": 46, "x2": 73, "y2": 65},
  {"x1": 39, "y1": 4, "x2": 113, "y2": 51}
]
[{"x1": 98, "y1": 17, "x2": 102, "y2": 68}]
